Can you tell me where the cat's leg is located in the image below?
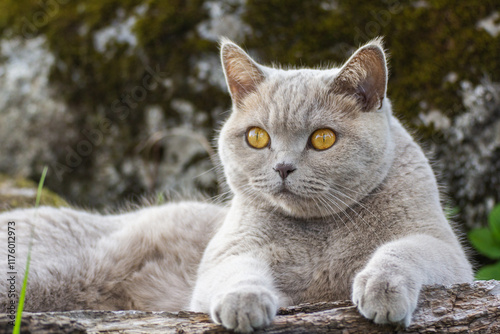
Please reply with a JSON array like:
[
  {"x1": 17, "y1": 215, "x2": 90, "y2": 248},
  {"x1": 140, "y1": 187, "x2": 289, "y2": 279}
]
[
  {"x1": 190, "y1": 252, "x2": 281, "y2": 333},
  {"x1": 91, "y1": 201, "x2": 227, "y2": 311},
  {"x1": 351, "y1": 233, "x2": 473, "y2": 326}
]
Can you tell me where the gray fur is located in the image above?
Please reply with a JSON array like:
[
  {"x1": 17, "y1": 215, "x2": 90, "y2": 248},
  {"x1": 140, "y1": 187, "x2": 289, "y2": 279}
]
[
  {"x1": 1, "y1": 203, "x2": 227, "y2": 311},
  {"x1": 0, "y1": 39, "x2": 472, "y2": 333}
]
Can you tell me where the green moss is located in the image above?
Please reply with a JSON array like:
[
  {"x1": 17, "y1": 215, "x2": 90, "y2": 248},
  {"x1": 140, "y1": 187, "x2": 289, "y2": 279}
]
[{"x1": 0, "y1": 174, "x2": 68, "y2": 212}]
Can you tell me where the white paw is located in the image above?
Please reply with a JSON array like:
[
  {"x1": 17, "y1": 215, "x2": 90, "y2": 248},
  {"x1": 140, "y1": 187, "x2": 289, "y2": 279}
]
[
  {"x1": 352, "y1": 268, "x2": 420, "y2": 327},
  {"x1": 211, "y1": 286, "x2": 278, "y2": 333}
]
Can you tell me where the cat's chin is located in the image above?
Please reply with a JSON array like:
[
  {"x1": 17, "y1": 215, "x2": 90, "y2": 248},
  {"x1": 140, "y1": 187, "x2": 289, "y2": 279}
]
[
  {"x1": 275, "y1": 187, "x2": 294, "y2": 197},
  {"x1": 265, "y1": 189, "x2": 349, "y2": 220}
]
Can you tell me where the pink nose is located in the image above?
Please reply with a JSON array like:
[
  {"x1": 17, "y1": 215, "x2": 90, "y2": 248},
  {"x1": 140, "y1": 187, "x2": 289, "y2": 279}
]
[{"x1": 273, "y1": 163, "x2": 296, "y2": 180}]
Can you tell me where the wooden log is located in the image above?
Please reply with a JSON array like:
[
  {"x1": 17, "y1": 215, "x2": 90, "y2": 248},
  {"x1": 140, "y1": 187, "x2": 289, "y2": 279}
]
[{"x1": 0, "y1": 280, "x2": 498, "y2": 334}]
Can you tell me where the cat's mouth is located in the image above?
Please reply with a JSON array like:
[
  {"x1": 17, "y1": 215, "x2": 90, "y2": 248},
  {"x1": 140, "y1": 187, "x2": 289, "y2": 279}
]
[{"x1": 275, "y1": 184, "x2": 296, "y2": 197}]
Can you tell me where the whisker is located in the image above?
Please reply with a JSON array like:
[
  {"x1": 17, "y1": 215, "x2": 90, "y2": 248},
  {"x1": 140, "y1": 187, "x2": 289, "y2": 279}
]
[
  {"x1": 330, "y1": 180, "x2": 388, "y2": 197},
  {"x1": 208, "y1": 190, "x2": 233, "y2": 204},
  {"x1": 325, "y1": 190, "x2": 394, "y2": 242},
  {"x1": 316, "y1": 195, "x2": 355, "y2": 235}
]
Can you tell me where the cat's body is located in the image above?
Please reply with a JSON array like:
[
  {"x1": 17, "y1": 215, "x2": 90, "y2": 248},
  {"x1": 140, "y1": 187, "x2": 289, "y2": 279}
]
[
  {"x1": 0, "y1": 39, "x2": 472, "y2": 332},
  {"x1": 1, "y1": 202, "x2": 227, "y2": 311}
]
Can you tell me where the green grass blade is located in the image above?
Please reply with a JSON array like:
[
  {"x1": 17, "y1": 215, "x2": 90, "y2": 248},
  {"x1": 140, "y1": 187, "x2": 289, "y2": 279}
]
[
  {"x1": 12, "y1": 249, "x2": 32, "y2": 333},
  {"x1": 35, "y1": 166, "x2": 48, "y2": 208},
  {"x1": 13, "y1": 166, "x2": 48, "y2": 334}
]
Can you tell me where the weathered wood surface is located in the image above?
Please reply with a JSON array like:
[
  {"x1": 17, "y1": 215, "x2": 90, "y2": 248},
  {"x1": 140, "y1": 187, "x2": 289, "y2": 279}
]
[{"x1": 1, "y1": 280, "x2": 498, "y2": 334}]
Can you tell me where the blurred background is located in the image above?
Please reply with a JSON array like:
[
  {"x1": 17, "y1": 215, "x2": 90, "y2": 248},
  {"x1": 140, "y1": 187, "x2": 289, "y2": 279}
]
[{"x1": 0, "y1": 1, "x2": 499, "y2": 269}]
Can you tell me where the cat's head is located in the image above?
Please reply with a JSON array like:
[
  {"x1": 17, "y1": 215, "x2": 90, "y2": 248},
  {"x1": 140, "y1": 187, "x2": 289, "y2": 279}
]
[{"x1": 218, "y1": 39, "x2": 395, "y2": 219}]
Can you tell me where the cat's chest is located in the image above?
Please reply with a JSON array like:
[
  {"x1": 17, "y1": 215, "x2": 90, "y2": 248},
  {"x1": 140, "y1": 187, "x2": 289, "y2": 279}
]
[{"x1": 257, "y1": 219, "x2": 374, "y2": 304}]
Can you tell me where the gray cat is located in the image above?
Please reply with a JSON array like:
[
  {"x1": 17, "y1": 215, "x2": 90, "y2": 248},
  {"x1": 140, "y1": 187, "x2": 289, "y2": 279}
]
[{"x1": 0, "y1": 38, "x2": 472, "y2": 333}]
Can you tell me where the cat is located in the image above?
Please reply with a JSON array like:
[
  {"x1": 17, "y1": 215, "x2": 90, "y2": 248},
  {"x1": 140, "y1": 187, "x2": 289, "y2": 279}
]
[{"x1": 0, "y1": 38, "x2": 473, "y2": 333}]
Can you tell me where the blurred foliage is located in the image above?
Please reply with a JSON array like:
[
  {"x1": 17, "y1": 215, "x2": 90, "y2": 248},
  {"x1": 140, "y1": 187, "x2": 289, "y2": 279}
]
[
  {"x1": 0, "y1": 0, "x2": 498, "y2": 207},
  {"x1": 469, "y1": 204, "x2": 500, "y2": 280}
]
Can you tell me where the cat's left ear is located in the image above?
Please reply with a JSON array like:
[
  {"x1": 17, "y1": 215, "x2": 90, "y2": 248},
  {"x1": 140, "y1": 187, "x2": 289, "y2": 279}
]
[
  {"x1": 220, "y1": 38, "x2": 266, "y2": 106},
  {"x1": 331, "y1": 38, "x2": 388, "y2": 112}
]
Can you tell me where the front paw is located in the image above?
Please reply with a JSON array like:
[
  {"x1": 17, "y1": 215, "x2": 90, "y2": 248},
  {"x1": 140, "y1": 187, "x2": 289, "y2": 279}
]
[
  {"x1": 211, "y1": 286, "x2": 278, "y2": 333},
  {"x1": 352, "y1": 268, "x2": 420, "y2": 327}
]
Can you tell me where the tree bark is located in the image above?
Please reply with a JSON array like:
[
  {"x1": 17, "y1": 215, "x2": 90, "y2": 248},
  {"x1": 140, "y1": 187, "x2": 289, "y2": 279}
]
[{"x1": 1, "y1": 280, "x2": 498, "y2": 334}]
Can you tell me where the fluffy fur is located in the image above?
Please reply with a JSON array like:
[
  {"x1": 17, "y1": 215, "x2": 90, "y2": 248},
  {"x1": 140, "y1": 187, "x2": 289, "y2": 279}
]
[{"x1": 0, "y1": 39, "x2": 472, "y2": 333}]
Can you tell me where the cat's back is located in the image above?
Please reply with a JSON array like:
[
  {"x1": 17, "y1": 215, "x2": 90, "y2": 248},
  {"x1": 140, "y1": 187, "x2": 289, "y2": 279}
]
[
  {"x1": 0, "y1": 206, "x2": 119, "y2": 256},
  {"x1": 0, "y1": 201, "x2": 228, "y2": 254}
]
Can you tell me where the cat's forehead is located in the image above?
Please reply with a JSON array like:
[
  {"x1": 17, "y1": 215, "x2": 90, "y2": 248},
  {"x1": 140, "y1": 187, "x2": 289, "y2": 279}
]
[{"x1": 241, "y1": 68, "x2": 353, "y2": 133}]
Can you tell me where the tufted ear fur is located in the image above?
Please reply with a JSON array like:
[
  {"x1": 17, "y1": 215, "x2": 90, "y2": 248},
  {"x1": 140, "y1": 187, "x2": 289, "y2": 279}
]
[
  {"x1": 331, "y1": 38, "x2": 388, "y2": 112},
  {"x1": 220, "y1": 38, "x2": 266, "y2": 106}
]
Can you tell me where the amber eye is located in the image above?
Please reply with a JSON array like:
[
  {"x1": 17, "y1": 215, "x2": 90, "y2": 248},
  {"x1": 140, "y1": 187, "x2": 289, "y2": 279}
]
[
  {"x1": 246, "y1": 127, "x2": 270, "y2": 149},
  {"x1": 310, "y1": 128, "x2": 336, "y2": 150}
]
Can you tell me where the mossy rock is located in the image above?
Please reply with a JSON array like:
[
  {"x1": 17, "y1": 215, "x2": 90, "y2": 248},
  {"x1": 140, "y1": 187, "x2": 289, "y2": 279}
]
[{"x1": 0, "y1": 174, "x2": 68, "y2": 212}]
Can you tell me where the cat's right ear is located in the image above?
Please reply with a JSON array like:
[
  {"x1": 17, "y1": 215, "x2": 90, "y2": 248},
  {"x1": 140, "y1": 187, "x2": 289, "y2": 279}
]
[{"x1": 220, "y1": 38, "x2": 266, "y2": 106}]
